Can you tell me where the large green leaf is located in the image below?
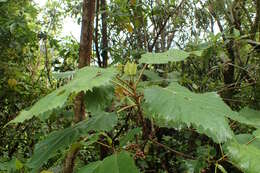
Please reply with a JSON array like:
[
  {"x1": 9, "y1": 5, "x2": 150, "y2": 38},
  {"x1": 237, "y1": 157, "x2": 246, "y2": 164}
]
[
  {"x1": 139, "y1": 49, "x2": 196, "y2": 64},
  {"x1": 28, "y1": 113, "x2": 117, "y2": 172},
  {"x1": 84, "y1": 85, "x2": 114, "y2": 113},
  {"x1": 9, "y1": 67, "x2": 117, "y2": 124},
  {"x1": 228, "y1": 107, "x2": 260, "y2": 128},
  {"x1": 226, "y1": 142, "x2": 260, "y2": 173},
  {"x1": 143, "y1": 70, "x2": 163, "y2": 81},
  {"x1": 143, "y1": 83, "x2": 235, "y2": 143},
  {"x1": 77, "y1": 151, "x2": 139, "y2": 173},
  {"x1": 52, "y1": 70, "x2": 75, "y2": 79}
]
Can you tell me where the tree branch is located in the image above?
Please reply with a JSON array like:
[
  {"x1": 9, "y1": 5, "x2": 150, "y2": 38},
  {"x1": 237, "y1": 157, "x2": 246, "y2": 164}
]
[{"x1": 148, "y1": 0, "x2": 186, "y2": 52}]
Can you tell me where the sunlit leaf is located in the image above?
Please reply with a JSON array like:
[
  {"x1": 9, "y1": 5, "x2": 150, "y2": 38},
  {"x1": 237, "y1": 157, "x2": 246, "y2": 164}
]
[
  {"x1": 52, "y1": 71, "x2": 75, "y2": 79},
  {"x1": 124, "y1": 61, "x2": 137, "y2": 76},
  {"x1": 139, "y1": 49, "x2": 190, "y2": 64},
  {"x1": 126, "y1": 23, "x2": 133, "y2": 33}
]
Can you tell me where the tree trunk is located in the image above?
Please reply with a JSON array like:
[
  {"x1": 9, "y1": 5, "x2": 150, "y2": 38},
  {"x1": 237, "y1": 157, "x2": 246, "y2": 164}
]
[
  {"x1": 251, "y1": 0, "x2": 260, "y2": 40},
  {"x1": 78, "y1": 0, "x2": 96, "y2": 68},
  {"x1": 63, "y1": 0, "x2": 96, "y2": 172},
  {"x1": 94, "y1": 0, "x2": 102, "y2": 67},
  {"x1": 101, "y1": 0, "x2": 108, "y2": 68},
  {"x1": 222, "y1": 2, "x2": 243, "y2": 106}
]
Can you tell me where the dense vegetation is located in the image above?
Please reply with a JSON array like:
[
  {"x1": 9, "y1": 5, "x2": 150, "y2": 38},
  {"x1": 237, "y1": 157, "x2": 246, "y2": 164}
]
[{"x1": 0, "y1": 0, "x2": 260, "y2": 172}]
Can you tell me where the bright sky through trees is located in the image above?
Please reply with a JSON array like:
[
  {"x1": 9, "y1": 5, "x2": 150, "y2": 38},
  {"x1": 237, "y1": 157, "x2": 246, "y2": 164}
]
[{"x1": 34, "y1": 0, "x2": 81, "y2": 41}]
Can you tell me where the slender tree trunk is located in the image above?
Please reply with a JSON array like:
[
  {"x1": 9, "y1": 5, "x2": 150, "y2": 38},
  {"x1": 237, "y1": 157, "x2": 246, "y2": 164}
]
[
  {"x1": 101, "y1": 0, "x2": 108, "y2": 67},
  {"x1": 222, "y1": 2, "x2": 243, "y2": 105},
  {"x1": 43, "y1": 38, "x2": 53, "y2": 87},
  {"x1": 223, "y1": 37, "x2": 235, "y2": 103},
  {"x1": 95, "y1": 0, "x2": 102, "y2": 67},
  {"x1": 251, "y1": 0, "x2": 260, "y2": 40},
  {"x1": 252, "y1": 0, "x2": 260, "y2": 109},
  {"x1": 100, "y1": 2, "x2": 110, "y2": 159},
  {"x1": 63, "y1": 0, "x2": 96, "y2": 172},
  {"x1": 78, "y1": 0, "x2": 95, "y2": 69},
  {"x1": 74, "y1": 0, "x2": 96, "y2": 123}
]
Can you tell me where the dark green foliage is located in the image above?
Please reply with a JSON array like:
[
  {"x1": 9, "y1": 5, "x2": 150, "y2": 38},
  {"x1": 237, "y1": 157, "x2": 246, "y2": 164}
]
[
  {"x1": 28, "y1": 113, "x2": 117, "y2": 172},
  {"x1": 1, "y1": 0, "x2": 260, "y2": 172}
]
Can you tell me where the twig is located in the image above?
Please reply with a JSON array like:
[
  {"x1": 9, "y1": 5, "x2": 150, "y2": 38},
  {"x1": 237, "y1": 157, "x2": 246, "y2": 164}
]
[
  {"x1": 221, "y1": 98, "x2": 250, "y2": 103},
  {"x1": 111, "y1": 80, "x2": 135, "y2": 96},
  {"x1": 218, "y1": 82, "x2": 256, "y2": 93},
  {"x1": 112, "y1": 112, "x2": 131, "y2": 142},
  {"x1": 135, "y1": 64, "x2": 147, "y2": 88},
  {"x1": 216, "y1": 154, "x2": 228, "y2": 163},
  {"x1": 117, "y1": 104, "x2": 137, "y2": 113},
  {"x1": 246, "y1": 137, "x2": 256, "y2": 145},
  {"x1": 96, "y1": 141, "x2": 112, "y2": 149},
  {"x1": 44, "y1": 39, "x2": 53, "y2": 87},
  {"x1": 116, "y1": 76, "x2": 133, "y2": 89},
  {"x1": 149, "y1": 137, "x2": 195, "y2": 159}
]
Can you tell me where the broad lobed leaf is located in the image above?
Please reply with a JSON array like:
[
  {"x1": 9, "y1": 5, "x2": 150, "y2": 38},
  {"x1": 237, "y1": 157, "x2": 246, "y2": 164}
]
[
  {"x1": 226, "y1": 142, "x2": 260, "y2": 173},
  {"x1": 143, "y1": 83, "x2": 235, "y2": 143},
  {"x1": 84, "y1": 85, "x2": 114, "y2": 114},
  {"x1": 228, "y1": 107, "x2": 260, "y2": 128},
  {"x1": 52, "y1": 70, "x2": 75, "y2": 79},
  {"x1": 139, "y1": 49, "x2": 202, "y2": 64},
  {"x1": 28, "y1": 112, "x2": 117, "y2": 172},
  {"x1": 77, "y1": 151, "x2": 139, "y2": 173},
  {"x1": 8, "y1": 67, "x2": 117, "y2": 124}
]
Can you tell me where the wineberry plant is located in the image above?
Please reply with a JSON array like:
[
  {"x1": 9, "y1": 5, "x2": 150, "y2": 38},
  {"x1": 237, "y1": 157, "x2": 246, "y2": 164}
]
[{"x1": 3, "y1": 49, "x2": 260, "y2": 173}]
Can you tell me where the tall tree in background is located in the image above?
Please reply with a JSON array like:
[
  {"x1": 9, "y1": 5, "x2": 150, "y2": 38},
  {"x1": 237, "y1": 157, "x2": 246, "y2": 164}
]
[
  {"x1": 101, "y1": 0, "x2": 108, "y2": 67},
  {"x1": 74, "y1": 0, "x2": 95, "y2": 123},
  {"x1": 63, "y1": 0, "x2": 96, "y2": 172}
]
